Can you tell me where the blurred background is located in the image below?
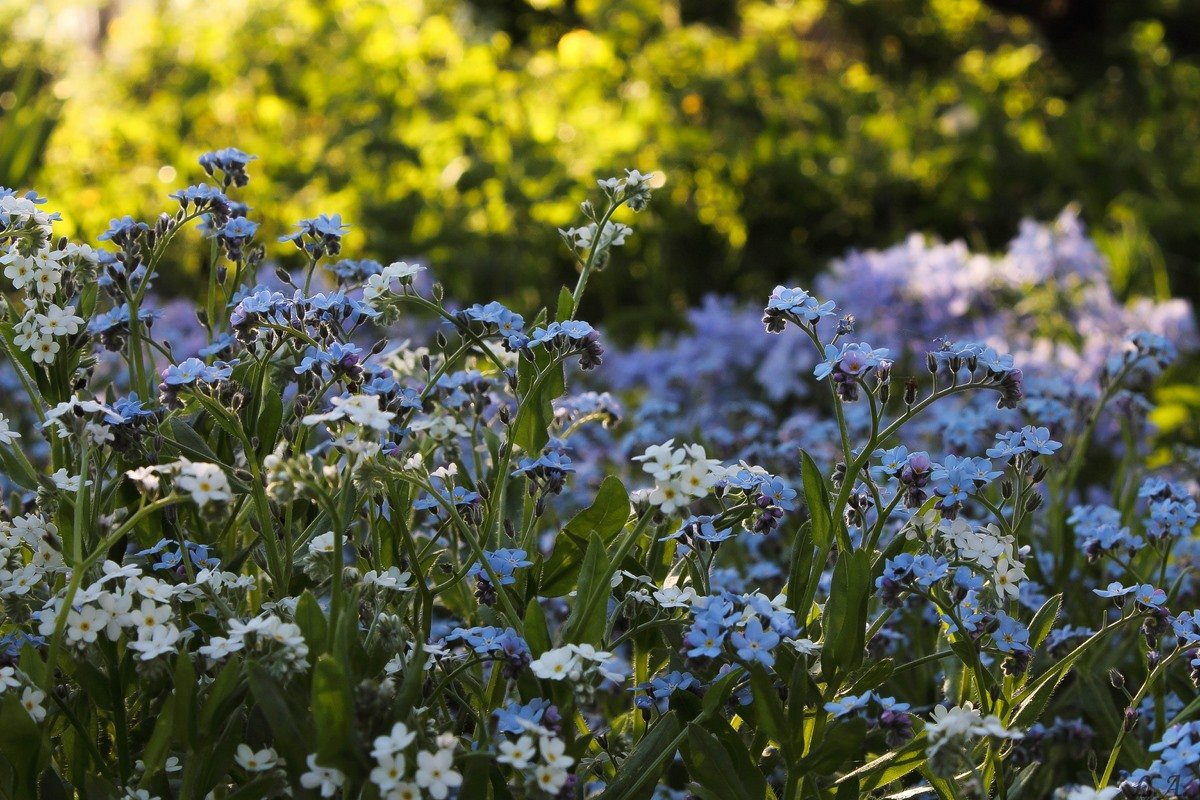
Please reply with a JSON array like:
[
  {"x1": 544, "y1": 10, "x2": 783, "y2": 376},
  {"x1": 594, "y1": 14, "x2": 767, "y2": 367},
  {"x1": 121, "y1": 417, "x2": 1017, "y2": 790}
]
[{"x1": 2, "y1": 0, "x2": 1199, "y2": 340}]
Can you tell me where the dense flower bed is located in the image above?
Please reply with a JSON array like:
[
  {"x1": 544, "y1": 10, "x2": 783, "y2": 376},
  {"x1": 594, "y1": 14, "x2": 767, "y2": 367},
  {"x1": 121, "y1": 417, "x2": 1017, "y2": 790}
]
[{"x1": 0, "y1": 151, "x2": 1198, "y2": 800}]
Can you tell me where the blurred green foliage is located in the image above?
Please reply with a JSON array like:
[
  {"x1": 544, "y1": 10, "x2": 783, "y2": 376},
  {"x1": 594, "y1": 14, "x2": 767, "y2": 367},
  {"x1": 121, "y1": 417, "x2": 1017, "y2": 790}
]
[
  {"x1": 0, "y1": 16, "x2": 59, "y2": 190},
  {"x1": 5, "y1": 0, "x2": 1200, "y2": 337}
]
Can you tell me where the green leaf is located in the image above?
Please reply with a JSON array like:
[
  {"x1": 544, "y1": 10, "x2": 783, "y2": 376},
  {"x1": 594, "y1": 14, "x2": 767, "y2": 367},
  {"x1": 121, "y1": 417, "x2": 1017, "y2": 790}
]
[
  {"x1": 785, "y1": 520, "x2": 814, "y2": 616},
  {"x1": 199, "y1": 658, "x2": 245, "y2": 738},
  {"x1": 561, "y1": 533, "x2": 612, "y2": 644},
  {"x1": 255, "y1": 388, "x2": 284, "y2": 459},
  {"x1": 800, "y1": 450, "x2": 832, "y2": 550},
  {"x1": 541, "y1": 477, "x2": 630, "y2": 596},
  {"x1": 0, "y1": 448, "x2": 36, "y2": 489},
  {"x1": 798, "y1": 718, "x2": 868, "y2": 775},
  {"x1": 312, "y1": 655, "x2": 355, "y2": 772},
  {"x1": 172, "y1": 650, "x2": 197, "y2": 748},
  {"x1": 246, "y1": 662, "x2": 309, "y2": 773},
  {"x1": 847, "y1": 658, "x2": 894, "y2": 696},
  {"x1": 512, "y1": 346, "x2": 566, "y2": 455},
  {"x1": 839, "y1": 732, "x2": 927, "y2": 792},
  {"x1": 682, "y1": 722, "x2": 762, "y2": 800},
  {"x1": 523, "y1": 597, "x2": 551, "y2": 657},
  {"x1": 138, "y1": 704, "x2": 177, "y2": 788},
  {"x1": 701, "y1": 666, "x2": 744, "y2": 717},
  {"x1": 821, "y1": 549, "x2": 870, "y2": 680},
  {"x1": 595, "y1": 712, "x2": 683, "y2": 800},
  {"x1": 394, "y1": 641, "x2": 426, "y2": 719},
  {"x1": 167, "y1": 417, "x2": 224, "y2": 464},
  {"x1": 555, "y1": 286, "x2": 575, "y2": 322},
  {"x1": 1027, "y1": 593, "x2": 1062, "y2": 649},
  {"x1": 294, "y1": 591, "x2": 329, "y2": 655},
  {"x1": 0, "y1": 693, "x2": 44, "y2": 796},
  {"x1": 747, "y1": 664, "x2": 791, "y2": 757}
]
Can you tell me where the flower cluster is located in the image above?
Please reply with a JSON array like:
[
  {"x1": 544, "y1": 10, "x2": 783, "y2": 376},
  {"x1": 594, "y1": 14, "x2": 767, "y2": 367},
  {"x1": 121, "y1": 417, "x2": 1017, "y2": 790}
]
[{"x1": 2, "y1": 148, "x2": 1198, "y2": 800}]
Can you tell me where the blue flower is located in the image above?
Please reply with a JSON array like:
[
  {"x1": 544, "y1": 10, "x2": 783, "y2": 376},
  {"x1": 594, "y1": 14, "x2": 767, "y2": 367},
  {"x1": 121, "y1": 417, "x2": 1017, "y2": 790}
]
[
  {"x1": 730, "y1": 618, "x2": 780, "y2": 667},
  {"x1": 160, "y1": 357, "x2": 234, "y2": 386},
  {"x1": 1132, "y1": 584, "x2": 1168, "y2": 609},
  {"x1": 992, "y1": 612, "x2": 1031, "y2": 653},
  {"x1": 760, "y1": 476, "x2": 797, "y2": 511},
  {"x1": 469, "y1": 548, "x2": 533, "y2": 586},
  {"x1": 220, "y1": 217, "x2": 258, "y2": 240},
  {"x1": 1020, "y1": 426, "x2": 1061, "y2": 456},
  {"x1": 494, "y1": 699, "x2": 551, "y2": 735},
  {"x1": 1093, "y1": 582, "x2": 1135, "y2": 599},
  {"x1": 683, "y1": 621, "x2": 725, "y2": 659},
  {"x1": 824, "y1": 692, "x2": 872, "y2": 718},
  {"x1": 931, "y1": 455, "x2": 975, "y2": 504}
]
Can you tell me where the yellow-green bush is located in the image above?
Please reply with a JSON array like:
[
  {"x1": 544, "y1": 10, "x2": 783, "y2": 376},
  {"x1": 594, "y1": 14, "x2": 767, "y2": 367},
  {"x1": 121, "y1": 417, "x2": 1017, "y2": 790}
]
[{"x1": 6, "y1": 0, "x2": 1200, "y2": 335}]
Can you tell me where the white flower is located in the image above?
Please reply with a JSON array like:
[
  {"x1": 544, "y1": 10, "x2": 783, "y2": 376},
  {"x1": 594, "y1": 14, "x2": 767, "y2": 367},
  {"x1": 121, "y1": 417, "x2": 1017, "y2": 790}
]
[
  {"x1": 992, "y1": 556, "x2": 1026, "y2": 600},
  {"x1": 647, "y1": 481, "x2": 688, "y2": 514},
  {"x1": 300, "y1": 754, "x2": 346, "y2": 797},
  {"x1": 66, "y1": 605, "x2": 108, "y2": 644},
  {"x1": 784, "y1": 637, "x2": 820, "y2": 656},
  {"x1": 385, "y1": 782, "x2": 422, "y2": 800},
  {"x1": 925, "y1": 703, "x2": 1020, "y2": 758},
  {"x1": 28, "y1": 335, "x2": 61, "y2": 364},
  {"x1": 363, "y1": 567, "x2": 413, "y2": 591},
  {"x1": 676, "y1": 462, "x2": 720, "y2": 498},
  {"x1": 34, "y1": 304, "x2": 84, "y2": 337},
  {"x1": 529, "y1": 647, "x2": 580, "y2": 681},
  {"x1": 122, "y1": 789, "x2": 158, "y2": 800},
  {"x1": 127, "y1": 600, "x2": 173, "y2": 634},
  {"x1": 21, "y1": 686, "x2": 46, "y2": 722},
  {"x1": 303, "y1": 393, "x2": 395, "y2": 432},
  {"x1": 1, "y1": 250, "x2": 35, "y2": 289},
  {"x1": 633, "y1": 440, "x2": 685, "y2": 481},
  {"x1": 85, "y1": 422, "x2": 113, "y2": 446},
  {"x1": 308, "y1": 532, "x2": 337, "y2": 556},
  {"x1": 497, "y1": 735, "x2": 535, "y2": 770},
  {"x1": 235, "y1": 744, "x2": 278, "y2": 772},
  {"x1": 125, "y1": 465, "x2": 161, "y2": 493},
  {"x1": 176, "y1": 462, "x2": 232, "y2": 505},
  {"x1": 0, "y1": 564, "x2": 41, "y2": 596},
  {"x1": 31, "y1": 258, "x2": 62, "y2": 296},
  {"x1": 0, "y1": 414, "x2": 20, "y2": 445},
  {"x1": 50, "y1": 468, "x2": 86, "y2": 492},
  {"x1": 371, "y1": 721, "x2": 417, "y2": 760},
  {"x1": 532, "y1": 764, "x2": 569, "y2": 794},
  {"x1": 652, "y1": 585, "x2": 700, "y2": 608},
  {"x1": 370, "y1": 752, "x2": 408, "y2": 792},
  {"x1": 414, "y1": 748, "x2": 461, "y2": 800},
  {"x1": 127, "y1": 623, "x2": 182, "y2": 661},
  {"x1": 538, "y1": 736, "x2": 574, "y2": 770},
  {"x1": 567, "y1": 643, "x2": 613, "y2": 663},
  {"x1": 198, "y1": 636, "x2": 244, "y2": 660},
  {"x1": 0, "y1": 666, "x2": 20, "y2": 693}
]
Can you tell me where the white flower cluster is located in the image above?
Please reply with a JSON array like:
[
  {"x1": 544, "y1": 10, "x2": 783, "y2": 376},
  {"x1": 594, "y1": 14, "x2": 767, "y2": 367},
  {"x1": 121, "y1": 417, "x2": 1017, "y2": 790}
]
[
  {"x1": 938, "y1": 518, "x2": 1028, "y2": 600},
  {"x1": 529, "y1": 643, "x2": 617, "y2": 683},
  {"x1": 499, "y1": 732, "x2": 576, "y2": 795},
  {"x1": 362, "y1": 261, "x2": 425, "y2": 311},
  {"x1": 126, "y1": 459, "x2": 233, "y2": 506},
  {"x1": 925, "y1": 702, "x2": 1021, "y2": 759},
  {"x1": 1, "y1": 513, "x2": 66, "y2": 594},
  {"x1": 1, "y1": 226, "x2": 97, "y2": 365},
  {"x1": 302, "y1": 393, "x2": 396, "y2": 432},
  {"x1": 633, "y1": 439, "x2": 726, "y2": 513},
  {"x1": 197, "y1": 613, "x2": 308, "y2": 671},
  {"x1": 0, "y1": 665, "x2": 47, "y2": 723},
  {"x1": 369, "y1": 725, "x2": 463, "y2": 800}
]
